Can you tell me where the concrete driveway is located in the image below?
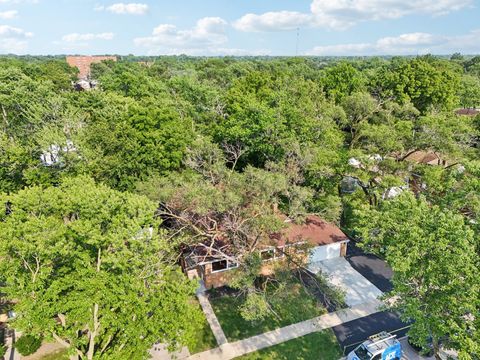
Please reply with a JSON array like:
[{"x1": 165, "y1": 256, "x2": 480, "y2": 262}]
[{"x1": 308, "y1": 257, "x2": 383, "y2": 307}]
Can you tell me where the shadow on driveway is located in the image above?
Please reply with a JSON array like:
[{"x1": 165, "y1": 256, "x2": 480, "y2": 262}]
[{"x1": 346, "y1": 241, "x2": 393, "y2": 293}]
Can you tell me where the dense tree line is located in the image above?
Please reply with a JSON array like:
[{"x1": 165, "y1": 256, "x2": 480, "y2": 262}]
[{"x1": 0, "y1": 54, "x2": 479, "y2": 359}]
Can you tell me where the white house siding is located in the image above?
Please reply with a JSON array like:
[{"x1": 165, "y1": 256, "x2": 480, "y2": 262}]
[{"x1": 309, "y1": 243, "x2": 342, "y2": 263}]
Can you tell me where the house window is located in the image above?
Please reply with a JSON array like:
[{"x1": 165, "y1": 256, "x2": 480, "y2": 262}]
[
  {"x1": 211, "y1": 260, "x2": 227, "y2": 272},
  {"x1": 261, "y1": 249, "x2": 275, "y2": 261},
  {"x1": 211, "y1": 259, "x2": 238, "y2": 273},
  {"x1": 228, "y1": 261, "x2": 239, "y2": 269}
]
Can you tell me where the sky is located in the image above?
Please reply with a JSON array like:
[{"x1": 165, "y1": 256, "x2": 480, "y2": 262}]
[{"x1": 0, "y1": 0, "x2": 479, "y2": 56}]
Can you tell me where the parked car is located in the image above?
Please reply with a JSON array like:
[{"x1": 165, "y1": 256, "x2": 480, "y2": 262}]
[{"x1": 347, "y1": 331, "x2": 402, "y2": 360}]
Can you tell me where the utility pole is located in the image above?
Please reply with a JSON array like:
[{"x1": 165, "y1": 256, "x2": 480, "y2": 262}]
[{"x1": 295, "y1": 27, "x2": 300, "y2": 56}]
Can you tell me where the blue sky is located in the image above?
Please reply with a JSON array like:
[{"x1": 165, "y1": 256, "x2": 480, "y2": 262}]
[{"x1": 0, "y1": 0, "x2": 479, "y2": 56}]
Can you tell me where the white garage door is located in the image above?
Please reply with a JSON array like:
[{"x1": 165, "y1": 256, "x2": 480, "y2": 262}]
[{"x1": 309, "y1": 243, "x2": 341, "y2": 263}]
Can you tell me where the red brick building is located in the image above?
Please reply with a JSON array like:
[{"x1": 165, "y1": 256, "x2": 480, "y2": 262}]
[{"x1": 66, "y1": 56, "x2": 117, "y2": 79}]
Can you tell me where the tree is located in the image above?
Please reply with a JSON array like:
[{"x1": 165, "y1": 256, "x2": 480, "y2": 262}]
[
  {"x1": 25, "y1": 60, "x2": 79, "y2": 91},
  {"x1": 450, "y1": 53, "x2": 464, "y2": 61},
  {"x1": 371, "y1": 57, "x2": 460, "y2": 113},
  {"x1": 321, "y1": 62, "x2": 364, "y2": 103},
  {"x1": 15, "y1": 335, "x2": 42, "y2": 356},
  {"x1": 0, "y1": 176, "x2": 202, "y2": 360},
  {"x1": 354, "y1": 194, "x2": 480, "y2": 359},
  {"x1": 458, "y1": 75, "x2": 480, "y2": 108},
  {"x1": 0, "y1": 67, "x2": 84, "y2": 191},
  {"x1": 413, "y1": 113, "x2": 475, "y2": 160},
  {"x1": 76, "y1": 92, "x2": 194, "y2": 191},
  {"x1": 465, "y1": 56, "x2": 480, "y2": 76},
  {"x1": 136, "y1": 137, "x2": 292, "y2": 265},
  {"x1": 0, "y1": 132, "x2": 30, "y2": 193},
  {"x1": 215, "y1": 70, "x2": 343, "y2": 167},
  {"x1": 340, "y1": 92, "x2": 378, "y2": 148}
]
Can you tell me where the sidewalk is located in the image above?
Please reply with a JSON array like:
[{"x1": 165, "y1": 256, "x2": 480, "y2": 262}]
[
  {"x1": 188, "y1": 299, "x2": 382, "y2": 360},
  {"x1": 4, "y1": 329, "x2": 20, "y2": 360},
  {"x1": 196, "y1": 282, "x2": 228, "y2": 346},
  {"x1": 149, "y1": 344, "x2": 191, "y2": 360}
]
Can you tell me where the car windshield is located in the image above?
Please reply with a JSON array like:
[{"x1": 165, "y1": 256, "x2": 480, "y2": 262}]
[{"x1": 354, "y1": 345, "x2": 372, "y2": 360}]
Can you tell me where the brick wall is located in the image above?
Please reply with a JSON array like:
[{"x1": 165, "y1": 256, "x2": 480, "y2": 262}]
[
  {"x1": 202, "y1": 263, "x2": 238, "y2": 289},
  {"x1": 66, "y1": 56, "x2": 117, "y2": 79}
]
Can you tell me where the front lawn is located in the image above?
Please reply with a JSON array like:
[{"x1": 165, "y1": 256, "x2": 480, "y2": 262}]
[
  {"x1": 209, "y1": 279, "x2": 327, "y2": 341},
  {"x1": 188, "y1": 301, "x2": 217, "y2": 354},
  {"x1": 234, "y1": 330, "x2": 342, "y2": 360}
]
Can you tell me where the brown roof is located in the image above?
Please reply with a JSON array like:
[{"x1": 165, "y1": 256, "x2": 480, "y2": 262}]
[
  {"x1": 404, "y1": 151, "x2": 441, "y2": 166},
  {"x1": 66, "y1": 56, "x2": 117, "y2": 79},
  {"x1": 273, "y1": 215, "x2": 348, "y2": 247},
  {"x1": 455, "y1": 108, "x2": 479, "y2": 116}
]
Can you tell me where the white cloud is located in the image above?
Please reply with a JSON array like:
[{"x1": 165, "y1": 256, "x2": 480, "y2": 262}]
[
  {"x1": 0, "y1": 10, "x2": 18, "y2": 19},
  {"x1": 62, "y1": 32, "x2": 115, "y2": 43},
  {"x1": 134, "y1": 17, "x2": 228, "y2": 54},
  {"x1": 95, "y1": 3, "x2": 149, "y2": 15},
  {"x1": 234, "y1": 0, "x2": 472, "y2": 31},
  {"x1": 233, "y1": 11, "x2": 312, "y2": 32},
  {"x1": 310, "y1": 0, "x2": 472, "y2": 29},
  {"x1": 0, "y1": 25, "x2": 32, "y2": 53},
  {"x1": 0, "y1": 24, "x2": 32, "y2": 38},
  {"x1": 306, "y1": 30, "x2": 480, "y2": 55}
]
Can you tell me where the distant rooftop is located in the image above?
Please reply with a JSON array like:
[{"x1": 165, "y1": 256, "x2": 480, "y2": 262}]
[
  {"x1": 66, "y1": 55, "x2": 117, "y2": 80},
  {"x1": 455, "y1": 108, "x2": 480, "y2": 116}
]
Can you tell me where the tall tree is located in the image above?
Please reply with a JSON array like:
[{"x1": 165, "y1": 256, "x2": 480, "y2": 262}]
[
  {"x1": 0, "y1": 176, "x2": 202, "y2": 360},
  {"x1": 321, "y1": 62, "x2": 364, "y2": 103},
  {"x1": 371, "y1": 57, "x2": 460, "y2": 113},
  {"x1": 354, "y1": 194, "x2": 480, "y2": 359},
  {"x1": 458, "y1": 75, "x2": 480, "y2": 109}
]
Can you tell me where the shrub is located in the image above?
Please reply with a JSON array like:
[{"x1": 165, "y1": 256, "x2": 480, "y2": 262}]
[
  {"x1": 0, "y1": 344, "x2": 6, "y2": 358},
  {"x1": 15, "y1": 335, "x2": 41, "y2": 356}
]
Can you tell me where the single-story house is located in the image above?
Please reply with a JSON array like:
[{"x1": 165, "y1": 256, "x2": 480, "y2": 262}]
[{"x1": 181, "y1": 215, "x2": 349, "y2": 289}]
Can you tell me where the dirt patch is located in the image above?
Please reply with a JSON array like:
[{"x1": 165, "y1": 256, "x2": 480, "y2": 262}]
[{"x1": 23, "y1": 342, "x2": 66, "y2": 360}]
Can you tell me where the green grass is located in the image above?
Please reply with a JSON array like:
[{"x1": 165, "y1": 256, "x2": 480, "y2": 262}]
[
  {"x1": 188, "y1": 301, "x2": 218, "y2": 354},
  {"x1": 235, "y1": 330, "x2": 342, "y2": 360},
  {"x1": 210, "y1": 281, "x2": 326, "y2": 341}
]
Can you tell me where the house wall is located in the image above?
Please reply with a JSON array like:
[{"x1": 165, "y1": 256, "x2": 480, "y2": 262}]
[
  {"x1": 340, "y1": 242, "x2": 348, "y2": 257},
  {"x1": 308, "y1": 241, "x2": 349, "y2": 263},
  {"x1": 202, "y1": 263, "x2": 238, "y2": 289},
  {"x1": 201, "y1": 251, "x2": 307, "y2": 289},
  {"x1": 194, "y1": 242, "x2": 348, "y2": 289}
]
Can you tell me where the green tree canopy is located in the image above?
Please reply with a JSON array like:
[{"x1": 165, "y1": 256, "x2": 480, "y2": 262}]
[
  {"x1": 370, "y1": 57, "x2": 460, "y2": 113},
  {"x1": 0, "y1": 176, "x2": 202, "y2": 360},
  {"x1": 321, "y1": 62, "x2": 364, "y2": 103},
  {"x1": 354, "y1": 194, "x2": 480, "y2": 359}
]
